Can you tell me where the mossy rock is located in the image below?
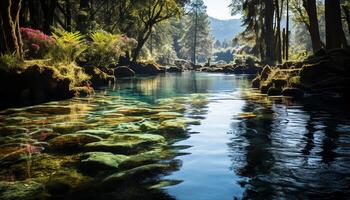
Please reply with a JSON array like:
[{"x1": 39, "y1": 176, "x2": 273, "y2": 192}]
[
  {"x1": 152, "y1": 112, "x2": 183, "y2": 120},
  {"x1": 0, "y1": 180, "x2": 45, "y2": 200},
  {"x1": 282, "y1": 88, "x2": 304, "y2": 98},
  {"x1": 148, "y1": 179, "x2": 183, "y2": 189},
  {"x1": 51, "y1": 122, "x2": 90, "y2": 134},
  {"x1": 75, "y1": 129, "x2": 114, "y2": 138},
  {"x1": 117, "y1": 107, "x2": 156, "y2": 116},
  {"x1": 272, "y1": 79, "x2": 287, "y2": 89},
  {"x1": 102, "y1": 163, "x2": 172, "y2": 185},
  {"x1": 158, "y1": 119, "x2": 187, "y2": 137},
  {"x1": 119, "y1": 149, "x2": 172, "y2": 169},
  {"x1": 260, "y1": 65, "x2": 271, "y2": 80},
  {"x1": 113, "y1": 123, "x2": 141, "y2": 133},
  {"x1": 0, "y1": 126, "x2": 29, "y2": 136},
  {"x1": 48, "y1": 133, "x2": 102, "y2": 152},
  {"x1": 251, "y1": 76, "x2": 261, "y2": 88},
  {"x1": 140, "y1": 121, "x2": 159, "y2": 132},
  {"x1": 114, "y1": 66, "x2": 135, "y2": 78},
  {"x1": 80, "y1": 152, "x2": 129, "y2": 172},
  {"x1": 84, "y1": 134, "x2": 166, "y2": 154},
  {"x1": 260, "y1": 84, "x2": 271, "y2": 94},
  {"x1": 267, "y1": 87, "x2": 282, "y2": 96},
  {"x1": 46, "y1": 170, "x2": 85, "y2": 195}
]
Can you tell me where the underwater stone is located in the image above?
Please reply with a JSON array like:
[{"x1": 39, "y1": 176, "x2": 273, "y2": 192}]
[
  {"x1": 84, "y1": 134, "x2": 166, "y2": 154},
  {"x1": 103, "y1": 163, "x2": 172, "y2": 185},
  {"x1": 75, "y1": 129, "x2": 114, "y2": 138},
  {"x1": 0, "y1": 180, "x2": 45, "y2": 200},
  {"x1": 46, "y1": 170, "x2": 85, "y2": 195},
  {"x1": 48, "y1": 133, "x2": 102, "y2": 152},
  {"x1": 80, "y1": 152, "x2": 129, "y2": 172}
]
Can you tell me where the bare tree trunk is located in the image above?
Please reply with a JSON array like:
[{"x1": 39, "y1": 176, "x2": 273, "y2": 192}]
[
  {"x1": 342, "y1": 5, "x2": 350, "y2": 37},
  {"x1": 325, "y1": 0, "x2": 347, "y2": 49},
  {"x1": 0, "y1": 0, "x2": 23, "y2": 58},
  {"x1": 286, "y1": 0, "x2": 289, "y2": 60},
  {"x1": 303, "y1": 0, "x2": 322, "y2": 53},
  {"x1": 264, "y1": 0, "x2": 275, "y2": 64},
  {"x1": 275, "y1": 0, "x2": 282, "y2": 64}
]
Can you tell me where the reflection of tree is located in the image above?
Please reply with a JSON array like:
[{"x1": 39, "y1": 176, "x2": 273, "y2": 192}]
[{"x1": 228, "y1": 101, "x2": 276, "y2": 199}]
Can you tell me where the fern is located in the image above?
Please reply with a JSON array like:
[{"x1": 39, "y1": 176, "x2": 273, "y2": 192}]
[{"x1": 51, "y1": 28, "x2": 87, "y2": 64}]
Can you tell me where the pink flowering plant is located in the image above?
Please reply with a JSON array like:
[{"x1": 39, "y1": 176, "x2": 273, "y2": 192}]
[{"x1": 20, "y1": 27, "x2": 56, "y2": 59}]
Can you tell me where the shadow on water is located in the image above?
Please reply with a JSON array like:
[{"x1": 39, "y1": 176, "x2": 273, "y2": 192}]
[{"x1": 229, "y1": 95, "x2": 350, "y2": 199}]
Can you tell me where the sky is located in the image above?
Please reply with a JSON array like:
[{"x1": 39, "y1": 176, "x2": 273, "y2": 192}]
[{"x1": 203, "y1": 0, "x2": 240, "y2": 20}]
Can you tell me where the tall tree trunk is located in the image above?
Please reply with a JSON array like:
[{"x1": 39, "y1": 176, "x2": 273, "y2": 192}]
[
  {"x1": 325, "y1": 0, "x2": 347, "y2": 49},
  {"x1": 40, "y1": 0, "x2": 57, "y2": 34},
  {"x1": 342, "y1": 5, "x2": 350, "y2": 36},
  {"x1": 65, "y1": 0, "x2": 71, "y2": 31},
  {"x1": 264, "y1": 0, "x2": 275, "y2": 64},
  {"x1": 193, "y1": 8, "x2": 198, "y2": 65},
  {"x1": 132, "y1": 25, "x2": 153, "y2": 61},
  {"x1": 275, "y1": 0, "x2": 282, "y2": 64},
  {"x1": 0, "y1": 0, "x2": 23, "y2": 58},
  {"x1": 286, "y1": 0, "x2": 290, "y2": 60},
  {"x1": 303, "y1": 0, "x2": 322, "y2": 52},
  {"x1": 28, "y1": 0, "x2": 41, "y2": 30},
  {"x1": 77, "y1": 0, "x2": 90, "y2": 33}
]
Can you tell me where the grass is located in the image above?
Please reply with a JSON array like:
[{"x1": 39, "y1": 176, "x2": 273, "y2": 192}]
[{"x1": 0, "y1": 54, "x2": 24, "y2": 71}]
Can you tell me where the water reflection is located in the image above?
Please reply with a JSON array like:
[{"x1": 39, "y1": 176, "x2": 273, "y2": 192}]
[{"x1": 229, "y1": 94, "x2": 350, "y2": 199}]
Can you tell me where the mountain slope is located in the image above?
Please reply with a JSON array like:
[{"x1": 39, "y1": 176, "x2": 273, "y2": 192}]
[{"x1": 209, "y1": 17, "x2": 243, "y2": 42}]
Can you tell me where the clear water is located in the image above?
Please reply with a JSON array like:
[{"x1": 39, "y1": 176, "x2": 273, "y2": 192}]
[{"x1": 1, "y1": 72, "x2": 350, "y2": 200}]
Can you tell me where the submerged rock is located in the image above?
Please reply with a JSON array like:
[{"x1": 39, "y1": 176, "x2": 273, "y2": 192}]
[
  {"x1": 80, "y1": 152, "x2": 129, "y2": 172},
  {"x1": 48, "y1": 133, "x2": 102, "y2": 152},
  {"x1": 84, "y1": 134, "x2": 166, "y2": 154},
  {"x1": 75, "y1": 129, "x2": 114, "y2": 138},
  {"x1": 0, "y1": 180, "x2": 45, "y2": 200},
  {"x1": 46, "y1": 170, "x2": 85, "y2": 195},
  {"x1": 103, "y1": 163, "x2": 172, "y2": 185}
]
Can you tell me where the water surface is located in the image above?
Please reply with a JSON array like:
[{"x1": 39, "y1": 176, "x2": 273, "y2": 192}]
[{"x1": 1, "y1": 72, "x2": 350, "y2": 200}]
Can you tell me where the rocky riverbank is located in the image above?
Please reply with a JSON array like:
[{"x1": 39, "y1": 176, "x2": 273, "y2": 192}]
[
  {"x1": 0, "y1": 60, "x2": 166, "y2": 110},
  {"x1": 251, "y1": 47, "x2": 350, "y2": 99}
]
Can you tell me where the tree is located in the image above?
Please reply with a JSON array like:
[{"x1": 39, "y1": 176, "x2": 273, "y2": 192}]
[
  {"x1": 179, "y1": 0, "x2": 213, "y2": 64},
  {"x1": 325, "y1": 0, "x2": 347, "y2": 49},
  {"x1": 0, "y1": 0, "x2": 23, "y2": 58},
  {"x1": 131, "y1": 0, "x2": 185, "y2": 61},
  {"x1": 303, "y1": 0, "x2": 322, "y2": 52}
]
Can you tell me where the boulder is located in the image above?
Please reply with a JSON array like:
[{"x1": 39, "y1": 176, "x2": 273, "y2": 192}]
[
  {"x1": 46, "y1": 170, "x2": 84, "y2": 195},
  {"x1": 75, "y1": 129, "x2": 114, "y2": 138},
  {"x1": 84, "y1": 66, "x2": 115, "y2": 87},
  {"x1": 261, "y1": 65, "x2": 272, "y2": 80},
  {"x1": 167, "y1": 66, "x2": 183, "y2": 73},
  {"x1": 272, "y1": 79, "x2": 287, "y2": 89},
  {"x1": 251, "y1": 77, "x2": 261, "y2": 88},
  {"x1": 128, "y1": 62, "x2": 163, "y2": 75},
  {"x1": 282, "y1": 88, "x2": 304, "y2": 98},
  {"x1": 114, "y1": 66, "x2": 135, "y2": 78},
  {"x1": 84, "y1": 134, "x2": 166, "y2": 154},
  {"x1": 103, "y1": 163, "x2": 172, "y2": 185},
  {"x1": 79, "y1": 152, "x2": 129, "y2": 172},
  {"x1": 0, "y1": 180, "x2": 45, "y2": 200},
  {"x1": 260, "y1": 83, "x2": 272, "y2": 94},
  {"x1": 267, "y1": 87, "x2": 282, "y2": 96},
  {"x1": 48, "y1": 133, "x2": 102, "y2": 152}
]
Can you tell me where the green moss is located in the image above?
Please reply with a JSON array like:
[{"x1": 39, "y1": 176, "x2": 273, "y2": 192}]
[{"x1": 80, "y1": 152, "x2": 129, "y2": 171}]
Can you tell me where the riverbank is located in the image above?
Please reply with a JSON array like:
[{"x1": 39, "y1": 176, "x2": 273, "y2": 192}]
[{"x1": 251, "y1": 47, "x2": 350, "y2": 99}]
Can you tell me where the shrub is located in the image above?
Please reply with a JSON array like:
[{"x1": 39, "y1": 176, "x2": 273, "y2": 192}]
[
  {"x1": 51, "y1": 28, "x2": 87, "y2": 64},
  {"x1": 20, "y1": 27, "x2": 56, "y2": 59},
  {"x1": 83, "y1": 30, "x2": 137, "y2": 67},
  {"x1": 0, "y1": 53, "x2": 23, "y2": 71}
]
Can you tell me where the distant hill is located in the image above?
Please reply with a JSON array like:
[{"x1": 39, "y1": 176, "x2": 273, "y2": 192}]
[{"x1": 209, "y1": 17, "x2": 243, "y2": 42}]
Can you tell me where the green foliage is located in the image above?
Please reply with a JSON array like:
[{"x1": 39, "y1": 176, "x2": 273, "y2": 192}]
[
  {"x1": 51, "y1": 28, "x2": 87, "y2": 64},
  {"x1": 0, "y1": 54, "x2": 23, "y2": 71},
  {"x1": 84, "y1": 30, "x2": 137, "y2": 67},
  {"x1": 233, "y1": 54, "x2": 259, "y2": 66}
]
